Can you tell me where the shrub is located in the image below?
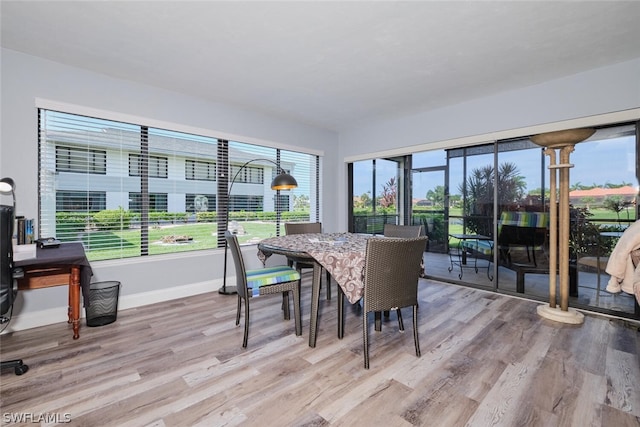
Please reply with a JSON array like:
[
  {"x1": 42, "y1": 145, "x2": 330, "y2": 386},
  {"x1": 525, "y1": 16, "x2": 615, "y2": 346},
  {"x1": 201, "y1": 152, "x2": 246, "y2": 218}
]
[
  {"x1": 93, "y1": 208, "x2": 134, "y2": 230},
  {"x1": 56, "y1": 212, "x2": 91, "y2": 238}
]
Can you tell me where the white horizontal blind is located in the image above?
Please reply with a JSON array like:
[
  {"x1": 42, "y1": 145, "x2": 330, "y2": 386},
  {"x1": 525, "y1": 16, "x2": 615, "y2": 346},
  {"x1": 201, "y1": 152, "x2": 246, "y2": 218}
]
[
  {"x1": 39, "y1": 109, "x2": 321, "y2": 260},
  {"x1": 281, "y1": 149, "x2": 319, "y2": 223},
  {"x1": 39, "y1": 110, "x2": 141, "y2": 260},
  {"x1": 216, "y1": 140, "x2": 321, "y2": 246}
]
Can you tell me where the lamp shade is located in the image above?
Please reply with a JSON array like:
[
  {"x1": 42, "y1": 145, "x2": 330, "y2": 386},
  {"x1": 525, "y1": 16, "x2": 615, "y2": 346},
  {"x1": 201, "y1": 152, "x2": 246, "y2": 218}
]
[
  {"x1": 0, "y1": 177, "x2": 15, "y2": 195},
  {"x1": 270, "y1": 172, "x2": 298, "y2": 190}
]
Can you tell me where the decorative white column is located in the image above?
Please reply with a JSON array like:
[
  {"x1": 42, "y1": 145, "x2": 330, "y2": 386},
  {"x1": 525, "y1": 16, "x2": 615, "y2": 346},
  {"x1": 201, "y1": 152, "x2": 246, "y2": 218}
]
[{"x1": 531, "y1": 128, "x2": 595, "y2": 324}]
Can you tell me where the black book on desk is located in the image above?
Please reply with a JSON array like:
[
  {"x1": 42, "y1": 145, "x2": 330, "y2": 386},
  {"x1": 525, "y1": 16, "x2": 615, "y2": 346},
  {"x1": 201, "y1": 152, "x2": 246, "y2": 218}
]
[{"x1": 16, "y1": 216, "x2": 25, "y2": 245}]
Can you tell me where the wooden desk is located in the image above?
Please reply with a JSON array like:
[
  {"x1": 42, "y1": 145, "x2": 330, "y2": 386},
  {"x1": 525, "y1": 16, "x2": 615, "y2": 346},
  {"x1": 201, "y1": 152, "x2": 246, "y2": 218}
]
[{"x1": 14, "y1": 242, "x2": 92, "y2": 339}]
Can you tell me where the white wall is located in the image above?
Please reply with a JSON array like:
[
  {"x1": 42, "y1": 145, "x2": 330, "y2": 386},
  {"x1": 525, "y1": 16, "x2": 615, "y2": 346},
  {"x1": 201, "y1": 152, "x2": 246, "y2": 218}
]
[
  {"x1": 0, "y1": 48, "x2": 339, "y2": 331},
  {"x1": 335, "y1": 58, "x2": 640, "y2": 231}
]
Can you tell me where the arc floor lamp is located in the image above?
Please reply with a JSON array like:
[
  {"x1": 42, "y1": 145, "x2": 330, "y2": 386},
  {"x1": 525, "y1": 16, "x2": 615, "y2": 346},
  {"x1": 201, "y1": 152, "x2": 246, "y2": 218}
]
[{"x1": 219, "y1": 159, "x2": 297, "y2": 295}]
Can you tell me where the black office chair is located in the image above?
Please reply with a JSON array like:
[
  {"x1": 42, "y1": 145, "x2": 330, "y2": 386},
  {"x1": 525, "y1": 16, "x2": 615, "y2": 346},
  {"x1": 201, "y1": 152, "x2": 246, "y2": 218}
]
[{"x1": 1, "y1": 178, "x2": 29, "y2": 375}]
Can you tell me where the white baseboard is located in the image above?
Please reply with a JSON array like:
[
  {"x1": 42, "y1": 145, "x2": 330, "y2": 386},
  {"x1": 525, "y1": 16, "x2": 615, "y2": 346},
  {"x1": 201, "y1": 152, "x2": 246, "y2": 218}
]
[{"x1": 1, "y1": 279, "x2": 222, "y2": 334}]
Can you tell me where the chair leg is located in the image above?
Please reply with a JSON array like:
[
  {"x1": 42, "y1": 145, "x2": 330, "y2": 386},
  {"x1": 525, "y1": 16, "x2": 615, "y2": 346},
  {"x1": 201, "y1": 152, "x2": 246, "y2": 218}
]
[
  {"x1": 375, "y1": 312, "x2": 382, "y2": 331},
  {"x1": 1, "y1": 359, "x2": 28, "y2": 375},
  {"x1": 595, "y1": 255, "x2": 602, "y2": 305},
  {"x1": 242, "y1": 297, "x2": 250, "y2": 348},
  {"x1": 293, "y1": 284, "x2": 302, "y2": 336},
  {"x1": 397, "y1": 308, "x2": 404, "y2": 331},
  {"x1": 413, "y1": 305, "x2": 421, "y2": 357},
  {"x1": 282, "y1": 291, "x2": 291, "y2": 320},
  {"x1": 325, "y1": 269, "x2": 331, "y2": 300},
  {"x1": 236, "y1": 295, "x2": 242, "y2": 326},
  {"x1": 338, "y1": 286, "x2": 345, "y2": 339},
  {"x1": 363, "y1": 311, "x2": 370, "y2": 369}
]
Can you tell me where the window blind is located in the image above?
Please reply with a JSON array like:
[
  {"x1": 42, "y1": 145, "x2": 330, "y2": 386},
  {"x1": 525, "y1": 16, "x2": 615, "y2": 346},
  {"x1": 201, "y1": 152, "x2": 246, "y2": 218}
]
[{"x1": 39, "y1": 109, "x2": 321, "y2": 261}]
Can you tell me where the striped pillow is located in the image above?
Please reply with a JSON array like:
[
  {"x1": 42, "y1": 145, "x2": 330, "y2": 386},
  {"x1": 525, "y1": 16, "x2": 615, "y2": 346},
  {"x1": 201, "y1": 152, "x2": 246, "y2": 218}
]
[
  {"x1": 246, "y1": 266, "x2": 301, "y2": 297},
  {"x1": 499, "y1": 212, "x2": 549, "y2": 232}
]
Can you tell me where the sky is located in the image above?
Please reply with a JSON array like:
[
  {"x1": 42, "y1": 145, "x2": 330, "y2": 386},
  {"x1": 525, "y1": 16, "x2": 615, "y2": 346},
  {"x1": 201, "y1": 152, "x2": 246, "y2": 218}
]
[{"x1": 354, "y1": 135, "x2": 638, "y2": 201}]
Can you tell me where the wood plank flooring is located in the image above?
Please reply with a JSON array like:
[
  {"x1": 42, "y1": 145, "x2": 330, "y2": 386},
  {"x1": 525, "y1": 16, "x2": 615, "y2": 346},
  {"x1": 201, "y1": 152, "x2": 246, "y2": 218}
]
[{"x1": 1, "y1": 276, "x2": 639, "y2": 426}]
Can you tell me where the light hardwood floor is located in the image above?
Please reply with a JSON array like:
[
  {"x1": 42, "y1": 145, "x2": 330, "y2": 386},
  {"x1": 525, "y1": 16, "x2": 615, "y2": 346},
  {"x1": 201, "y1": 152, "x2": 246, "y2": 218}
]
[{"x1": 1, "y1": 276, "x2": 639, "y2": 426}]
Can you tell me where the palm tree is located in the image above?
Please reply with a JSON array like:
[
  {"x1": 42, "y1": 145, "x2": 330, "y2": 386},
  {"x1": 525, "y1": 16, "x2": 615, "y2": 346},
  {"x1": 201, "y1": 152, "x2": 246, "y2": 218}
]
[{"x1": 460, "y1": 162, "x2": 527, "y2": 235}]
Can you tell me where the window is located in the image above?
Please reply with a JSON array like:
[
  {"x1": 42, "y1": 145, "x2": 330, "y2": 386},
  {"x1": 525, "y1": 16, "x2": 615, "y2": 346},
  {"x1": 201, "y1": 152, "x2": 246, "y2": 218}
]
[
  {"x1": 56, "y1": 146, "x2": 106, "y2": 174},
  {"x1": 38, "y1": 109, "x2": 321, "y2": 261},
  {"x1": 230, "y1": 164, "x2": 263, "y2": 184},
  {"x1": 129, "y1": 193, "x2": 168, "y2": 212},
  {"x1": 129, "y1": 154, "x2": 168, "y2": 178},
  {"x1": 56, "y1": 191, "x2": 106, "y2": 212},
  {"x1": 186, "y1": 193, "x2": 215, "y2": 213},
  {"x1": 229, "y1": 195, "x2": 263, "y2": 212},
  {"x1": 349, "y1": 157, "x2": 406, "y2": 234},
  {"x1": 185, "y1": 160, "x2": 216, "y2": 181}
]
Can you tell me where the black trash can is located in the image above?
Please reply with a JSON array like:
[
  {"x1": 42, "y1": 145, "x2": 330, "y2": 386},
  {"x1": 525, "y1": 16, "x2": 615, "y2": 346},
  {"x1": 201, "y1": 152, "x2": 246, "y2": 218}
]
[{"x1": 85, "y1": 281, "x2": 120, "y2": 327}]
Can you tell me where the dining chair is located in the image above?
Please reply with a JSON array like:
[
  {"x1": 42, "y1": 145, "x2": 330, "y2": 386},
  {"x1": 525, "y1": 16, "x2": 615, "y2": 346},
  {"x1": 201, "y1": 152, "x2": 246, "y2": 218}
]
[
  {"x1": 225, "y1": 230, "x2": 302, "y2": 348},
  {"x1": 284, "y1": 222, "x2": 332, "y2": 300},
  {"x1": 380, "y1": 224, "x2": 425, "y2": 326},
  {"x1": 383, "y1": 224, "x2": 423, "y2": 238},
  {"x1": 573, "y1": 220, "x2": 619, "y2": 305},
  {"x1": 339, "y1": 236, "x2": 428, "y2": 369}
]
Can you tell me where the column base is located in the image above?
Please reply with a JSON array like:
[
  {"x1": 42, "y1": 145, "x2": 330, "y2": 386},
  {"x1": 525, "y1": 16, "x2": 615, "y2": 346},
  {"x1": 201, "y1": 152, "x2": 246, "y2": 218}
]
[{"x1": 537, "y1": 304, "x2": 584, "y2": 324}]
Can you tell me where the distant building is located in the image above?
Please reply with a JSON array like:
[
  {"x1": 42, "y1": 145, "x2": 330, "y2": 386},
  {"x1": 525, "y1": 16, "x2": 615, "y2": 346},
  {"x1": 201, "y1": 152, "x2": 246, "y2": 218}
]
[
  {"x1": 414, "y1": 198, "x2": 432, "y2": 207},
  {"x1": 569, "y1": 185, "x2": 638, "y2": 206}
]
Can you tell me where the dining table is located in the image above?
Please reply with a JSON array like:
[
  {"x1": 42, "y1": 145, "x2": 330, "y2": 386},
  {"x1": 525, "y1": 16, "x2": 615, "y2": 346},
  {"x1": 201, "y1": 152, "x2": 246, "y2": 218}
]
[{"x1": 257, "y1": 232, "x2": 371, "y2": 347}]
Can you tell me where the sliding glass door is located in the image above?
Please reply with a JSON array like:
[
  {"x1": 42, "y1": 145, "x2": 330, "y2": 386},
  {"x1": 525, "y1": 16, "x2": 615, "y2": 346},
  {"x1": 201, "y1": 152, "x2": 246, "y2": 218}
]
[
  {"x1": 350, "y1": 157, "x2": 406, "y2": 234},
  {"x1": 411, "y1": 151, "x2": 448, "y2": 253},
  {"x1": 347, "y1": 120, "x2": 639, "y2": 320}
]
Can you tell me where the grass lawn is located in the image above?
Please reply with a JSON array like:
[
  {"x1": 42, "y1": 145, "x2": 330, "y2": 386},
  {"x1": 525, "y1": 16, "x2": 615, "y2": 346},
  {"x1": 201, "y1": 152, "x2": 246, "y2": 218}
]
[{"x1": 81, "y1": 221, "x2": 280, "y2": 261}]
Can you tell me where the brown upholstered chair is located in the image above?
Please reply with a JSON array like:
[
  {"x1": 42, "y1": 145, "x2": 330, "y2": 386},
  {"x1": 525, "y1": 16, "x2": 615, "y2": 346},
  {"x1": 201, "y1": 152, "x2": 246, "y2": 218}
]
[
  {"x1": 339, "y1": 236, "x2": 428, "y2": 368},
  {"x1": 225, "y1": 231, "x2": 302, "y2": 348},
  {"x1": 284, "y1": 222, "x2": 332, "y2": 300}
]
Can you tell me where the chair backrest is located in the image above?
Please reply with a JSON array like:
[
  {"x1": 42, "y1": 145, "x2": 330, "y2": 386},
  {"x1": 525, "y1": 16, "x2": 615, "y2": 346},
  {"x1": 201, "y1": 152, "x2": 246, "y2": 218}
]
[
  {"x1": 498, "y1": 211, "x2": 549, "y2": 232},
  {"x1": 498, "y1": 211, "x2": 548, "y2": 248},
  {"x1": 285, "y1": 222, "x2": 322, "y2": 235},
  {"x1": 383, "y1": 224, "x2": 423, "y2": 238},
  {"x1": 225, "y1": 230, "x2": 249, "y2": 299},
  {"x1": 1, "y1": 205, "x2": 15, "y2": 315},
  {"x1": 362, "y1": 236, "x2": 428, "y2": 313}
]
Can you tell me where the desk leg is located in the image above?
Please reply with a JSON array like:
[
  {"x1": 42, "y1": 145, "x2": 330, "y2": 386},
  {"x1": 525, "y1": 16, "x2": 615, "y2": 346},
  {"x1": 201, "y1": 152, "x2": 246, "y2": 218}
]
[
  {"x1": 69, "y1": 266, "x2": 81, "y2": 340},
  {"x1": 309, "y1": 262, "x2": 322, "y2": 348}
]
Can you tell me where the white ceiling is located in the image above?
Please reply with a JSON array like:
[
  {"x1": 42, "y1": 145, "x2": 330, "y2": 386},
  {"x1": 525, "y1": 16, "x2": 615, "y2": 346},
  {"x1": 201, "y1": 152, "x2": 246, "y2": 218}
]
[{"x1": 2, "y1": 1, "x2": 640, "y2": 132}]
